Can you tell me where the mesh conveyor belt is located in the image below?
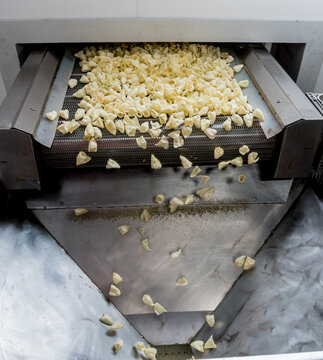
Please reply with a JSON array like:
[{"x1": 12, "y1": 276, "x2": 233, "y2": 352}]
[{"x1": 39, "y1": 62, "x2": 276, "y2": 169}]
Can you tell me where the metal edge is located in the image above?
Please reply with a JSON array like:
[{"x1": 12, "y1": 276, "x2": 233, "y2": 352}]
[
  {"x1": 35, "y1": 48, "x2": 76, "y2": 147},
  {"x1": 13, "y1": 49, "x2": 60, "y2": 137},
  {"x1": 210, "y1": 352, "x2": 323, "y2": 360}
]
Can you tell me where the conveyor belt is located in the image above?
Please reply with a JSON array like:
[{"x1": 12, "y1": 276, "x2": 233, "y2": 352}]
[{"x1": 39, "y1": 58, "x2": 276, "y2": 169}]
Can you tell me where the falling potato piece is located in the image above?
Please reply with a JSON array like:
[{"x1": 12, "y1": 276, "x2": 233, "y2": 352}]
[
  {"x1": 185, "y1": 194, "x2": 194, "y2": 205},
  {"x1": 143, "y1": 347, "x2": 158, "y2": 360},
  {"x1": 214, "y1": 147, "x2": 224, "y2": 160},
  {"x1": 198, "y1": 175, "x2": 210, "y2": 185},
  {"x1": 138, "y1": 227, "x2": 145, "y2": 236},
  {"x1": 169, "y1": 203, "x2": 179, "y2": 213},
  {"x1": 206, "y1": 314, "x2": 215, "y2": 328},
  {"x1": 230, "y1": 157, "x2": 243, "y2": 167},
  {"x1": 204, "y1": 128, "x2": 217, "y2": 139},
  {"x1": 182, "y1": 126, "x2": 192, "y2": 139},
  {"x1": 143, "y1": 294, "x2": 154, "y2": 307},
  {"x1": 243, "y1": 113, "x2": 254, "y2": 128},
  {"x1": 155, "y1": 194, "x2": 166, "y2": 204},
  {"x1": 141, "y1": 238, "x2": 151, "y2": 251},
  {"x1": 88, "y1": 137, "x2": 98, "y2": 152},
  {"x1": 190, "y1": 340, "x2": 205, "y2": 353},
  {"x1": 222, "y1": 118, "x2": 232, "y2": 132},
  {"x1": 244, "y1": 256, "x2": 256, "y2": 270},
  {"x1": 155, "y1": 135, "x2": 169, "y2": 150},
  {"x1": 99, "y1": 314, "x2": 114, "y2": 326},
  {"x1": 74, "y1": 208, "x2": 88, "y2": 216},
  {"x1": 196, "y1": 187, "x2": 215, "y2": 201},
  {"x1": 253, "y1": 108, "x2": 264, "y2": 121},
  {"x1": 204, "y1": 335, "x2": 217, "y2": 350},
  {"x1": 208, "y1": 111, "x2": 216, "y2": 124},
  {"x1": 218, "y1": 161, "x2": 230, "y2": 170},
  {"x1": 201, "y1": 118, "x2": 210, "y2": 131},
  {"x1": 231, "y1": 113, "x2": 244, "y2": 125},
  {"x1": 239, "y1": 79, "x2": 249, "y2": 88},
  {"x1": 139, "y1": 122, "x2": 150, "y2": 133},
  {"x1": 180, "y1": 155, "x2": 193, "y2": 169},
  {"x1": 153, "y1": 302, "x2": 167, "y2": 316},
  {"x1": 112, "y1": 272, "x2": 123, "y2": 285},
  {"x1": 84, "y1": 123, "x2": 95, "y2": 140},
  {"x1": 106, "y1": 158, "x2": 121, "y2": 169},
  {"x1": 105, "y1": 120, "x2": 117, "y2": 136},
  {"x1": 68, "y1": 78, "x2": 78, "y2": 88},
  {"x1": 118, "y1": 225, "x2": 131, "y2": 235},
  {"x1": 126, "y1": 124, "x2": 137, "y2": 137},
  {"x1": 234, "y1": 255, "x2": 247, "y2": 268},
  {"x1": 136, "y1": 136, "x2": 147, "y2": 149},
  {"x1": 114, "y1": 339, "x2": 123, "y2": 353},
  {"x1": 248, "y1": 152, "x2": 259, "y2": 164},
  {"x1": 46, "y1": 110, "x2": 58, "y2": 121},
  {"x1": 140, "y1": 209, "x2": 151, "y2": 222},
  {"x1": 58, "y1": 109, "x2": 69, "y2": 120},
  {"x1": 170, "y1": 248, "x2": 182, "y2": 259},
  {"x1": 73, "y1": 88, "x2": 85, "y2": 98},
  {"x1": 233, "y1": 64, "x2": 244, "y2": 73},
  {"x1": 239, "y1": 145, "x2": 250, "y2": 155},
  {"x1": 76, "y1": 151, "x2": 91, "y2": 166},
  {"x1": 151, "y1": 154, "x2": 162, "y2": 169},
  {"x1": 238, "y1": 174, "x2": 246, "y2": 183},
  {"x1": 110, "y1": 320, "x2": 124, "y2": 330},
  {"x1": 190, "y1": 166, "x2": 201, "y2": 178},
  {"x1": 134, "y1": 342, "x2": 146, "y2": 351},
  {"x1": 176, "y1": 277, "x2": 188, "y2": 286},
  {"x1": 109, "y1": 284, "x2": 121, "y2": 297}
]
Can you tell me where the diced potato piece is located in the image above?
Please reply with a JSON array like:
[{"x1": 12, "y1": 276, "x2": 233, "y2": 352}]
[
  {"x1": 208, "y1": 111, "x2": 216, "y2": 124},
  {"x1": 170, "y1": 248, "x2": 182, "y2": 259},
  {"x1": 76, "y1": 151, "x2": 91, "y2": 166},
  {"x1": 180, "y1": 155, "x2": 192, "y2": 169},
  {"x1": 204, "y1": 128, "x2": 217, "y2": 139},
  {"x1": 159, "y1": 113, "x2": 167, "y2": 124},
  {"x1": 68, "y1": 78, "x2": 78, "y2": 88},
  {"x1": 110, "y1": 320, "x2": 123, "y2": 329},
  {"x1": 116, "y1": 120, "x2": 125, "y2": 133},
  {"x1": 151, "y1": 154, "x2": 162, "y2": 169},
  {"x1": 238, "y1": 174, "x2": 246, "y2": 183},
  {"x1": 118, "y1": 225, "x2": 131, "y2": 235},
  {"x1": 234, "y1": 255, "x2": 246, "y2": 268},
  {"x1": 136, "y1": 136, "x2": 147, "y2": 149},
  {"x1": 182, "y1": 126, "x2": 192, "y2": 139},
  {"x1": 75, "y1": 108, "x2": 85, "y2": 120},
  {"x1": 239, "y1": 145, "x2": 250, "y2": 155},
  {"x1": 58, "y1": 109, "x2": 69, "y2": 120},
  {"x1": 214, "y1": 147, "x2": 224, "y2": 160},
  {"x1": 134, "y1": 342, "x2": 146, "y2": 351},
  {"x1": 105, "y1": 120, "x2": 117, "y2": 135},
  {"x1": 73, "y1": 88, "x2": 85, "y2": 98},
  {"x1": 109, "y1": 284, "x2": 121, "y2": 297},
  {"x1": 143, "y1": 294, "x2": 154, "y2": 307},
  {"x1": 239, "y1": 80, "x2": 249, "y2": 88},
  {"x1": 144, "y1": 347, "x2": 158, "y2": 360},
  {"x1": 253, "y1": 108, "x2": 264, "y2": 121},
  {"x1": 74, "y1": 208, "x2": 88, "y2": 216},
  {"x1": 84, "y1": 123, "x2": 94, "y2": 140},
  {"x1": 149, "y1": 128, "x2": 162, "y2": 138},
  {"x1": 176, "y1": 277, "x2": 188, "y2": 286},
  {"x1": 190, "y1": 340, "x2": 204, "y2": 353},
  {"x1": 222, "y1": 118, "x2": 232, "y2": 132},
  {"x1": 218, "y1": 161, "x2": 230, "y2": 170},
  {"x1": 206, "y1": 314, "x2": 215, "y2": 328},
  {"x1": 88, "y1": 137, "x2": 97, "y2": 152},
  {"x1": 155, "y1": 194, "x2": 166, "y2": 204},
  {"x1": 57, "y1": 122, "x2": 69, "y2": 135},
  {"x1": 190, "y1": 166, "x2": 201, "y2": 178},
  {"x1": 80, "y1": 75, "x2": 89, "y2": 83},
  {"x1": 155, "y1": 135, "x2": 169, "y2": 150},
  {"x1": 68, "y1": 119, "x2": 80, "y2": 134},
  {"x1": 140, "y1": 209, "x2": 151, "y2": 222},
  {"x1": 141, "y1": 238, "x2": 151, "y2": 251},
  {"x1": 153, "y1": 302, "x2": 167, "y2": 316},
  {"x1": 196, "y1": 187, "x2": 215, "y2": 200},
  {"x1": 198, "y1": 175, "x2": 210, "y2": 184},
  {"x1": 184, "y1": 194, "x2": 194, "y2": 205},
  {"x1": 138, "y1": 227, "x2": 145, "y2": 236},
  {"x1": 114, "y1": 339, "x2": 123, "y2": 353},
  {"x1": 231, "y1": 114, "x2": 243, "y2": 125},
  {"x1": 244, "y1": 256, "x2": 255, "y2": 270},
  {"x1": 230, "y1": 156, "x2": 243, "y2": 167},
  {"x1": 46, "y1": 110, "x2": 58, "y2": 121},
  {"x1": 243, "y1": 113, "x2": 254, "y2": 128},
  {"x1": 233, "y1": 64, "x2": 244, "y2": 73},
  {"x1": 112, "y1": 272, "x2": 123, "y2": 285},
  {"x1": 204, "y1": 335, "x2": 217, "y2": 350},
  {"x1": 201, "y1": 118, "x2": 210, "y2": 131},
  {"x1": 185, "y1": 117, "x2": 194, "y2": 127},
  {"x1": 139, "y1": 122, "x2": 149, "y2": 133},
  {"x1": 248, "y1": 152, "x2": 259, "y2": 164},
  {"x1": 99, "y1": 314, "x2": 114, "y2": 325},
  {"x1": 106, "y1": 158, "x2": 121, "y2": 169},
  {"x1": 93, "y1": 127, "x2": 102, "y2": 139}
]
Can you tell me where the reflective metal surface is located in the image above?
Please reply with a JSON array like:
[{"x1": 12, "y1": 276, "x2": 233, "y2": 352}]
[
  {"x1": 193, "y1": 188, "x2": 323, "y2": 358},
  {"x1": 0, "y1": 218, "x2": 148, "y2": 360},
  {"x1": 31, "y1": 181, "x2": 303, "y2": 345},
  {"x1": 27, "y1": 165, "x2": 292, "y2": 209}
]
